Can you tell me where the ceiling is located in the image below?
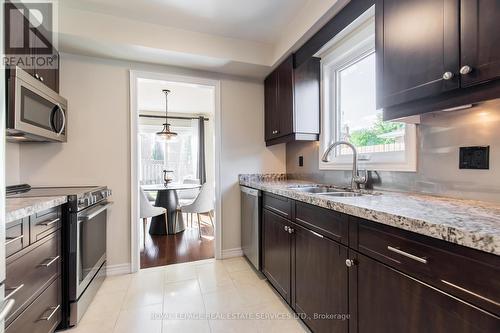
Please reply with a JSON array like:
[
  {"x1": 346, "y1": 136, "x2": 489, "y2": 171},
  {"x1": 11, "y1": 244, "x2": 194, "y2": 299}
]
[
  {"x1": 61, "y1": 0, "x2": 310, "y2": 44},
  {"x1": 138, "y1": 79, "x2": 215, "y2": 114}
]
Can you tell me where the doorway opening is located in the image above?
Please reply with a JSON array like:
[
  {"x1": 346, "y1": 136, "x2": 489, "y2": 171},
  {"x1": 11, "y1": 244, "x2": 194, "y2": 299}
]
[{"x1": 130, "y1": 71, "x2": 221, "y2": 272}]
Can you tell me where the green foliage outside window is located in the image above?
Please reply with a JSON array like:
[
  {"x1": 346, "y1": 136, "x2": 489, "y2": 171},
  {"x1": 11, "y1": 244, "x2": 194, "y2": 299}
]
[{"x1": 349, "y1": 114, "x2": 404, "y2": 147}]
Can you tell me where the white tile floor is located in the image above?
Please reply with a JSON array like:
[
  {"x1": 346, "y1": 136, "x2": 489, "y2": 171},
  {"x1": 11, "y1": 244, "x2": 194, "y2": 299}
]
[{"x1": 66, "y1": 257, "x2": 309, "y2": 333}]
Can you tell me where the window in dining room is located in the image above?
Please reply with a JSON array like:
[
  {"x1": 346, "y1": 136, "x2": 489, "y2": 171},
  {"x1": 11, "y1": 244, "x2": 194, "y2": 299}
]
[{"x1": 138, "y1": 120, "x2": 199, "y2": 185}]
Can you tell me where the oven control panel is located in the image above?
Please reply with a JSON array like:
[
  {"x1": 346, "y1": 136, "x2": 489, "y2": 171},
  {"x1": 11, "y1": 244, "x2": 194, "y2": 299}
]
[{"x1": 78, "y1": 188, "x2": 112, "y2": 210}]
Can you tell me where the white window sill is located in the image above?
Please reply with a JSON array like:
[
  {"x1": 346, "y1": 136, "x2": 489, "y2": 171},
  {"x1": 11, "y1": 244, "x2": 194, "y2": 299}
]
[{"x1": 319, "y1": 161, "x2": 417, "y2": 172}]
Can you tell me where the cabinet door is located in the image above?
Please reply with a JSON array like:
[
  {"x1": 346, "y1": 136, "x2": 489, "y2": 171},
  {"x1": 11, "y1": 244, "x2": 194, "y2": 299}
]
[
  {"x1": 277, "y1": 55, "x2": 294, "y2": 138},
  {"x1": 292, "y1": 223, "x2": 348, "y2": 333},
  {"x1": 262, "y1": 209, "x2": 292, "y2": 303},
  {"x1": 376, "y1": 0, "x2": 460, "y2": 108},
  {"x1": 461, "y1": 0, "x2": 500, "y2": 87},
  {"x1": 32, "y1": 25, "x2": 59, "y2": 92},
  {"x1": 4, "y1": 1, "x2": 36, "y2": 76},
  {"x1": 264, "y1": 70, "x2": 279, "y2": 141},
  {"x1": 349, "y1": 251, "x2": 500, "y2": 333},
  {"x1": 35, "y1": 47, "x2": 59, "y2": 93}
]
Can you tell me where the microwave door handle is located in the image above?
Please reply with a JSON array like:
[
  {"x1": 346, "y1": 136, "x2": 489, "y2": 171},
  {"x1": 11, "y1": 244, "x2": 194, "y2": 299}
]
[{"x1": 57, "y1": 104, "x2": 66, "y2": 136}]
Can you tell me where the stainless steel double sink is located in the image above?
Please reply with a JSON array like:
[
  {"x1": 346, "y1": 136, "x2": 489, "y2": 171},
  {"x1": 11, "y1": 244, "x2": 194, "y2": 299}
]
[{"x1": 287, "y1": 186, "x2": 364, "y2": 197}]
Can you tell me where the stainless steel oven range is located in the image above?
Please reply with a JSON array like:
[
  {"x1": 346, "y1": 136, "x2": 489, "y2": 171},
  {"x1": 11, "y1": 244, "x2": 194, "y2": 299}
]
[
  {"x1": 5, "y1": 185, "x2": 112, "y2": 328},
  {"x1": 65, "y1": 186, "x2": 112, "y2": 327}
]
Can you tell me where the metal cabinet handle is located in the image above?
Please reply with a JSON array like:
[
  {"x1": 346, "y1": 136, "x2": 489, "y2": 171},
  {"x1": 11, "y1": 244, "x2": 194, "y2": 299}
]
[
  {"x1": 39, "y1": 217, "x2": 60, "y2": 226},
  {"x1": 266, "y1": 206, "x2": 288, "y2": 217},
  {"x1": 5, "y1": 235, "x2": 24, "y2": 246},
  {"x1": 38, "y1": 255, "x2": 60, "y2": 268},
  {"x1": 6, "y1": 284, "x2": 24, "y2": 299},
  {"x1": 39, "y1": 305, "x2": 60, "y2": 321},
  {"x1": 308, "y1": 229, "x2": 324, "y2": 238},
  {"x1": 387, "y1": 246, "x2": 427, "y2": 264},
  {"x1": 459, "y1": 65, "x2": 473, "y2": 75},
  {"x1": 345, "y1": 259, "x2": 356, "y2": 267},
  {"x1": 442, "y1": 71, "x2": 454, "y2": 80},
  {"x1": 0, "y1": 299, "x2": 15, "y2": 321},
  {"x1": 441, "y1": 280, "x2": 500, "y2": 307}
]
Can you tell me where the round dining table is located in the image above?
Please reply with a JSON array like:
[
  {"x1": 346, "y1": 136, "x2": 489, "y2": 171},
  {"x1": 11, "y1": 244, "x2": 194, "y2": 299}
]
[{"x1": 142, "y1": 183, "x2": 201, "y2": 235}]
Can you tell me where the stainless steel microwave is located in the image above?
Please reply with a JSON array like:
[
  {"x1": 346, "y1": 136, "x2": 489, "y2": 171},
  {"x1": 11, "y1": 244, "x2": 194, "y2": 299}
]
[{"x1": 6, "y1": 67, "x2": 68, "y2": 142}]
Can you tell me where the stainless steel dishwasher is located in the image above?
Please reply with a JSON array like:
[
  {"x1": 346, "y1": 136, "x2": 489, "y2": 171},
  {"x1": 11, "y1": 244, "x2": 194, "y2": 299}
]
[{"x1": 240, "y1": 186, "x2": 261, "y2": 270}]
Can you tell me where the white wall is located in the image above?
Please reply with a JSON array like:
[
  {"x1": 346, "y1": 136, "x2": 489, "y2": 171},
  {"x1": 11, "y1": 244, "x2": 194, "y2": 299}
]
[
  {"x1": 14, "y1": 53, "x2": 286, "y2": 267},
  {"x1": 219, "y1": 80, "x2": 286, "y2": 251},
  {"x1": 6, "y1": 143, "x2": 20, "y2": 186}
]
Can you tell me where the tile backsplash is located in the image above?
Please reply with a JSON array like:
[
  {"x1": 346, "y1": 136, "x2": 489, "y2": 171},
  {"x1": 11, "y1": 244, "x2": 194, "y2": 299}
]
[{"x1": 286, "y1": 99, "x2": 500, "y2": 203}]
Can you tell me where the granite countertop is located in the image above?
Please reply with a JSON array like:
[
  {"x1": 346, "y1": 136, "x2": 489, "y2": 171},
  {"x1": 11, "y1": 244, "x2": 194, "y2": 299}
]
[
  {"x1": 239, "y1": 174, "x2": 500, "y2": 256},
  {"x1": 6, "y1": 196, "x2": 67, "y2": 223}
]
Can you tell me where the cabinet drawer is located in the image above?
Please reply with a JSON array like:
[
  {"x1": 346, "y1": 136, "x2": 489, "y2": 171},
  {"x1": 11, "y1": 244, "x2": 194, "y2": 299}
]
[
  {"x1": 30, "y1": 206, "x2": 61, "y2": 243},
  {"x1": 354, "y1": 218, "x2": 500, "y2": 316},
  {"x1": 6, "y1": 232, "x2": 61, "y2": 325},
  {"x1": 263, "y1": 192, "x2": 292, "y2": 219},
  {"x1": 6, "y1": 218, "x2": 30, "y2": 257},
  {"x1": 294, "y1": 201, "x2": 348, "y2": 245},
  {"x1": 6, "y1": 277, "x2": 61, "y2": 333}
]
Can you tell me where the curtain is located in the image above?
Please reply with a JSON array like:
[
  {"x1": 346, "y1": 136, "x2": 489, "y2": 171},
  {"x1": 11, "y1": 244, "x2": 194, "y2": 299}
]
[{"x1": 197, "y1": 116, "x2": 207, "y2": 184}]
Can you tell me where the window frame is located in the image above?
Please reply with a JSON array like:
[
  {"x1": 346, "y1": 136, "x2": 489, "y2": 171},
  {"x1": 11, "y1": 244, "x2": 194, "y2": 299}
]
[{"x1": 318, "y1": 15, "x2": 417, "y2": 172}]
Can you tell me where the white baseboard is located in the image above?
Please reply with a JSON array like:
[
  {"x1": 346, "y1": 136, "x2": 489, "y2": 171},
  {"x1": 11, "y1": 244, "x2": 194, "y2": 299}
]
[
  {"x1": 221, "y1": 247, "x2": 243, "y2": 259},
  {"x1": 106, "y1": 263, "x2": 131, "y2": 276}
]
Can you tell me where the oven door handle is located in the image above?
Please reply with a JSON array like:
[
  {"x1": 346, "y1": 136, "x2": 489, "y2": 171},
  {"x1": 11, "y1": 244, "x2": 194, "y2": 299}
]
[{"x1": 78, "y1": 202, "x2": 113, "y2": 222}]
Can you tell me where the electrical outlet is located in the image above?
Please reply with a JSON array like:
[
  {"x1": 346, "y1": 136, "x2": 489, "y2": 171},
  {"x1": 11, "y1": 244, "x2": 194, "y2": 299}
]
[
  {"x1": 299, "y1": 156, "x2": 304, "y2": 167},
  {"x1": 459, "y1": 146, "x2": 489, "y2": 169}
]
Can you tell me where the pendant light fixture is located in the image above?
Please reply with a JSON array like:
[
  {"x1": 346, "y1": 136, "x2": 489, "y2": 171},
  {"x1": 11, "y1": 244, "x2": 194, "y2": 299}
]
[{"x1": 156, "y1": 89, "x2": 178, "y2": 140}]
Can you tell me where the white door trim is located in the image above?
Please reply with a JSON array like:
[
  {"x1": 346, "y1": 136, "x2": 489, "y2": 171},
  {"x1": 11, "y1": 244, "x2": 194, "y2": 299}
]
[{"x1": 129, "y1": 70, "x2": 222, "y2": 273}]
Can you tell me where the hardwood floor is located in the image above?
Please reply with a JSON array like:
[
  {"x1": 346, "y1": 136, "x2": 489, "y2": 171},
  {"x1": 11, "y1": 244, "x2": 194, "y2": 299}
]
[{"x1": 140, "y1": 213, "x2": 215, "y2": 269}]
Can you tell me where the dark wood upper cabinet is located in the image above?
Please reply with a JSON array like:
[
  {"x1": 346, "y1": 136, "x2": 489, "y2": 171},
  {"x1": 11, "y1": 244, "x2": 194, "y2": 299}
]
[
  {"x1": 460, "y1": 0, "x2": 500, "y2": 87},
  {"x1": 376, "y1": 0, "x2": 460, "y2": 109},
  {"x1": 4, "y1": 0, "x2": 60, "y2": 92},
  {"x1": 378, "y1": 0, "x2": 500, "y2": 120},
  {"x1": 264, "y1": 70, "x2": 279, "y2": 142},
  {"x1": 264, "y1": 55, "x2": 320, "y2": 146},
  {"x1": 262, "y1": 209, "x2": 292, "y2": 303},
  {"x1": 292, "y1": 222, "x2": 349, "y2": 333},
  {"x1": 349, "y1": 251, "x2": 500, "y2": 333}
]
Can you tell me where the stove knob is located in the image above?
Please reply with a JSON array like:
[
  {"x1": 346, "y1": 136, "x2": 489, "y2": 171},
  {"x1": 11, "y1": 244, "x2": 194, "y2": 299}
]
[{"x1": 92, "y1": 195, "x2": 97, "y2": 204}]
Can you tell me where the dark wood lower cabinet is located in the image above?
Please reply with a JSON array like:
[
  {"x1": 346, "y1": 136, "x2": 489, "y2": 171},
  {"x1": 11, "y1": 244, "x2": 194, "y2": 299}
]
[
  {"x1": 262, "y1": 209, "x2": 292, "y2": 303},
  {"x1": 6, "y1": 278, "x2": 61, "y2": 333},
  {"x1": 259, "y1": 192, "x2": 500, "y2": 333},
  {"x1": 5, "y1": 205, "x2": 62, "y2": 333},
  {"x1": 349, "y1": 251, "x2": 500, "y2": 333},
  {"x1": 292, "y1": 222, "x2": 348, "y2": 333}
]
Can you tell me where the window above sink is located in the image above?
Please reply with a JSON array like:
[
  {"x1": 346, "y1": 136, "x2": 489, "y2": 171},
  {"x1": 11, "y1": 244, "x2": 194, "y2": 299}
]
[{"x1": 317, "y1": 7, "x2": 417, "y2": 172}]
